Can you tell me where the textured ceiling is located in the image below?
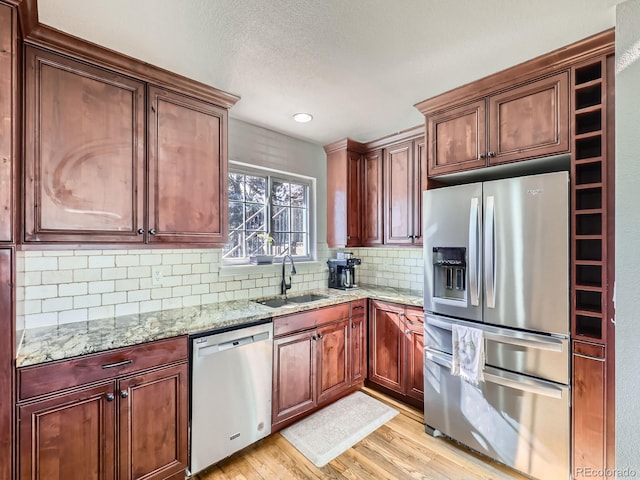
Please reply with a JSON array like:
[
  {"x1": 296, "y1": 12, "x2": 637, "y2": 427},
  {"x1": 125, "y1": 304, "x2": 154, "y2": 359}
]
[{"x1": 38, "y1": 0, "x2": 615, "y2": 145}]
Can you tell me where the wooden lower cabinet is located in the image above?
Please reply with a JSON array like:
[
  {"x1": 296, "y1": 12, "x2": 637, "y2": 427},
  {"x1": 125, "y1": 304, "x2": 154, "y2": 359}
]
[
  {"x1": 368, "y1": 300, "x2": 424, "y2": 405},
  {"x1": 317, "y1": 319, "x2": 350, "y2": 404},
  {"x1": 18, "y1": 338, "x2": 188, "y2": 480},
  {"x1": 272, "y1": 301, "x2": 366, "y2": 430},
  {"x1": 19, "y1": 383, "x2": 117, "y2": 480},
  {"x1": 118, "y1": 364, "x2": 188, "y2": 480},
  {"x1": 573, "y1": 341, "x2": 608, "y2": 479}
]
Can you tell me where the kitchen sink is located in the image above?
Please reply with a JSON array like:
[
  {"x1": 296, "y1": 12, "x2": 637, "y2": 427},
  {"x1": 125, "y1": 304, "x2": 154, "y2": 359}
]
[
  {"x1": 287, "y1": 293, "x2": 328, "y2": 303},
  {"x1": 257, "y1": 293, "x2": 328, "y2": 308}
]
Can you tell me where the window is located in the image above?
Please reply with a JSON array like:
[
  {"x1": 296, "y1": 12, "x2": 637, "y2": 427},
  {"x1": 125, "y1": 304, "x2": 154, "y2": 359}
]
[{"x1": 223, "y1": 165, "x2": 313, "y2": 264}]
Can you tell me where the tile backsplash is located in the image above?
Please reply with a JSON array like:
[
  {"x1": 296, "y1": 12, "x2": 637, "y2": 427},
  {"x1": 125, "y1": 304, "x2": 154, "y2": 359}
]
[
  {"x1": 16, "y1": 245, "x2": 424, "y2": 330},
  {"x1": 350, "y1": 247, "x2": 424, "y2": 293}
]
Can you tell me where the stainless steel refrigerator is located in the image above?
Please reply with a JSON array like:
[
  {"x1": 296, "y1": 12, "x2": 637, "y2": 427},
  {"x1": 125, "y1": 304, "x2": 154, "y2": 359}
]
[{"x1": 422, "y1": 171, "x2": 571, "y2": 480}]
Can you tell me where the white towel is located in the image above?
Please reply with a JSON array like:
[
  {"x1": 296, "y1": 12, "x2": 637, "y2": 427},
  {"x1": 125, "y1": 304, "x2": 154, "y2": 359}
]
[{"x1": 451, "y1": 324, "x2": 485, "y2": 385}]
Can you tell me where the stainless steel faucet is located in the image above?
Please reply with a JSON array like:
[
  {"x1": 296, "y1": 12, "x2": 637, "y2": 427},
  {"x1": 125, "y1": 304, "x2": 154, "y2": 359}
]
[{"x1": 281, "y1": 254, "x2": 296, "y2": 296}]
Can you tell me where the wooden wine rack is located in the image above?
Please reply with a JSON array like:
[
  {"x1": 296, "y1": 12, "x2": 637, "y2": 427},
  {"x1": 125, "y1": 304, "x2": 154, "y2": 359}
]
[{"x1": 571, "y1": 56, "x2": 614, "y2": 344}]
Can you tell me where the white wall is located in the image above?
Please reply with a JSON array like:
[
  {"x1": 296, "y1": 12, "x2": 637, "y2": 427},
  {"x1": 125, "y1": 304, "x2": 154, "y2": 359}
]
[
  {"x1": 228, "y1": 118, "x2": 328, "y2": 247},
  {"x1": 615, "y1": 0, "x2": 640, "y2": 466}
]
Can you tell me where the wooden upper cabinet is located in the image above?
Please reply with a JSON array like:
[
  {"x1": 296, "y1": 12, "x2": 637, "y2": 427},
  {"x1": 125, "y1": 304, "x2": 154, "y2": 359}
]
[
  {"x1": 426, "y1": 72, "x2": 569, "y2": 177},
  {"x1": 488, "y1": 72, "x2": 569, "y2": 165},
  {"x1": 0, "y1": 3, "x2": 15, "y2": 243},
  {"x1": 362, "y1": 149, "x2": 383, "y2": 246},
  {"x1": 427, "y1": 99, "x2": 487, "y2": 176},
  {"x1": 148, "y1": 86, "x2": 228, "y2": 244},
  {"x1": 324, "y1": 139, "x2": 365, "y2": 248},
  {"x1": 24, "y1": 46, "x2": 146, "y2": 243},
  {"x1": 383, "y1": 137, "x2": 424, "y2": 246}
]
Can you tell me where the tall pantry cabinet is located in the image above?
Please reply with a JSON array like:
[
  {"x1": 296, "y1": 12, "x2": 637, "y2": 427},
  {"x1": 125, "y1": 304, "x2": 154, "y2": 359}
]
[{"x1": 0, "y1": 3, "x2": 17, "y2": 480}]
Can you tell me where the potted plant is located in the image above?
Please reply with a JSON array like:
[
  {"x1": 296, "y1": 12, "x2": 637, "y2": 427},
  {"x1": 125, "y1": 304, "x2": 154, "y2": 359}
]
[{"x1": 251, "y1": 233, "x2": 275, "y2": 264}]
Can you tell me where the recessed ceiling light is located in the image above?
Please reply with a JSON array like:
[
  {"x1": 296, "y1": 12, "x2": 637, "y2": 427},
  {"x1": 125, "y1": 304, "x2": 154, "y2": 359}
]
[{"x1": 293, "y1": 112, "x2": 313, "y2": 123}]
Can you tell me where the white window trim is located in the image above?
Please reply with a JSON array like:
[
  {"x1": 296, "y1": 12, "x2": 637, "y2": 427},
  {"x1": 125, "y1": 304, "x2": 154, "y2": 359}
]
[{"x1": 222, "y1": 160, "x2": 317, "y2": 267}]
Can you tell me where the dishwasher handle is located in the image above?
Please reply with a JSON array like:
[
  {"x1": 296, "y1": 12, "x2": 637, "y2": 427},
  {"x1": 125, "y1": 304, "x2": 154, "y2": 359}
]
[{"x1": 197, "y1": 331, "x2": 271, "y2": 357}]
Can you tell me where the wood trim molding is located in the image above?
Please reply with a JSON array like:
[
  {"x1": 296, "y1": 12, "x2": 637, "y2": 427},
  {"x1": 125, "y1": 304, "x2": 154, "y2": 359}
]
[
  {"x1": 323, "y1": 138, "x2": 367, "y2": 155},
  {"x1": 415, "y1": 28, "x2": 614, "y2": 115},
  {"x1": 15, "y1": 0, "x2": 240, "y2": 108},
  {"x1": 364, "y1": 124, "x2": 424, "y2": 151}
]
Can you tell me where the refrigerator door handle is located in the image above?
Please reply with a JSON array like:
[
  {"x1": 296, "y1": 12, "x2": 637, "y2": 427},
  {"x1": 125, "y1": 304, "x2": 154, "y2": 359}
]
[
  {"x1": 484, "y1": 195, "x2": 496, "y2": 308},
  {"x1": 425, "y1": 348, "x2": 453, "y2": 369},
  {"x1": 468, "y1": 197, "x2": 480, "y2": 306},
  {"x1": 425, "y1": 314, "x2": 565, "y2": 353},
  {"x1": 483, "y1": 331, "x2": 564, "y2": 352},
  {"x1": 483, "y1": 370, "x2": 564, "y2": 399}
]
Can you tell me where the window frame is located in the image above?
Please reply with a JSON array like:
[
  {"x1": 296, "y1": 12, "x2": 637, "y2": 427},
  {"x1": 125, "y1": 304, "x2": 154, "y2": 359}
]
[{"x1": 223, "y1": 161, "x2": 316, "y2": 266}]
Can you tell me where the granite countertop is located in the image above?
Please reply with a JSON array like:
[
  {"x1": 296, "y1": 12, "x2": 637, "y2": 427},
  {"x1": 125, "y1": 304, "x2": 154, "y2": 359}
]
[{"x1": 16, "y1": 285, "x2": 423, "y2": 368}]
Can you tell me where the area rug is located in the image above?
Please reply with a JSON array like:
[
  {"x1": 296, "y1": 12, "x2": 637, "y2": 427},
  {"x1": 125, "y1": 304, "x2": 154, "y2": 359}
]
[{"x1": 280, "y1": 391, "x2": 399, "y2": 467}]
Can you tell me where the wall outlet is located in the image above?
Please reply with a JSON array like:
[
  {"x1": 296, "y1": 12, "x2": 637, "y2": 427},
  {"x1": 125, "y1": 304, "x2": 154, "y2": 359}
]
[{"x1": 152, "y1": 268, "x2": 163, "y2": 286}]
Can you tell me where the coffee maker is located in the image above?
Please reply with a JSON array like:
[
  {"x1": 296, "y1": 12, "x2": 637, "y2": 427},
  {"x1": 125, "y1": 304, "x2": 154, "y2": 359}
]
[{"x1": 327, "y1": 256, "x2": 361, "y2": 290}]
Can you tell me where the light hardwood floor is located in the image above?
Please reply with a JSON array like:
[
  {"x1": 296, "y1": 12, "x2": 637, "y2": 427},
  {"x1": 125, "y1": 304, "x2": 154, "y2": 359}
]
[{"x1": 193, "y1": 389, "x2": 526, "y2": 480}]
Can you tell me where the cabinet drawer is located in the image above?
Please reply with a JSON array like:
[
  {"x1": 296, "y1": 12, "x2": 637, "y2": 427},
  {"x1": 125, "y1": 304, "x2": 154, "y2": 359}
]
[
  {"x1": 18, "y1": 336, "x2": 188, "y2": 401},
  {"x1": 350, "y1": 299, "x2": 366, "y2": 316},
  {"x1": 274, "y1": 303, "x2": 350, "y2": 337}
]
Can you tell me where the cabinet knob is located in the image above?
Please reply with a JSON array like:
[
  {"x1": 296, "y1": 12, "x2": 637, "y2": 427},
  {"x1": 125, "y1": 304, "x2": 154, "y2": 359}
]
[
  {"x1": 149, "y1": 229, "x2": 157, "y2": 235},
  {"x1": 478, "y1": 153, "x2": 486, "y2": 160},
  {"x1": 488, "y1": 151, "x2": 496, "y2": 158},
  {"x1": 120, "y1": 390, "x2": 129, "y2": 399},
  {"x1": 105, "y1": 393, "x2": 115, "y2": 402},
  {"x1": 405, "y1": 329, "x2": 410, "y2": 335},
  {"x1": 137, "y1": 228, "x2": 144, "y2": 235},
  {"x1": 317, "y1": 333, "x2": 323, "y2": 339},
  {"x1": 352, "y1": 324, "x2": 357, "y2": 329},
  {"x1": 312, "y1": 335, "x2": 317, "y2": 341}
]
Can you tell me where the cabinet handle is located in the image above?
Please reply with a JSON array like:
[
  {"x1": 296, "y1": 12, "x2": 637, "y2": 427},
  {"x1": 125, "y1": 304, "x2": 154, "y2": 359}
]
[
  {"x1": 352, "y1": 306, "x2": 364, "y2": 311},
  {"x1": 101, "y1": 359, "x2": 132, "y2": 369},
  {"x1": 488, "y1": 151, "x2": 496, "y2": 158},
  {"x1": 574, "y1": 352, "x2": 606, "y2": 362},
  {"x1": 347, "y1": 235, "x2": 351, "y2": 239},
  {"x1": 149, "y1": 229, "x2": 157, "y2": 235},
  {"x1": 317, "y1": 333, "x2": 323, "y2": 339},
  {"x1": 105, "y1": 393, "x2": 115, "y2": 402},
  {"x1": 120, "y1": 390, "x2": 129, "y2": 399},
  {"x1": 137, "y1": 228, "x2": 144, "y2": 235},
  {"x1": 312, "y1": 335, "x2": 317, "y2": 341},
  {"x1": 478, "y1": 153, "x2": 486, "y2": 160},
  {"x1": 352, "y1": 324, "x2": 357, "y2": 329},
  {"x1": 405, "y1": 329, "x2": 410, "y2": 335}
]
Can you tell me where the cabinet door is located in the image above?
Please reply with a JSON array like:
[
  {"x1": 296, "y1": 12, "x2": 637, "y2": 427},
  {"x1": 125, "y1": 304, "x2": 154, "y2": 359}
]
[
  {"x1": 0, "y1": 249, "x2": 12, "y2": 480},
  {"x1": 404, "y1": 307, "x2": 424, "y2": 402},
  {"x1": 368, "y1": 301, "x2": 404, "y2": 394},
  {"x1": 488, "y1": 72, "x2": 569, "y2": 165},
  {"x1": 0, "y1": 4, "x2": 15, "y2": 242},
  {"x1": 317, "y1": 319, "x2": 350, "y2": 404},
  {"x1": 148, "y1": 86, "x2": 228, "y2": 245},
  {"x1": 412, "y1": 137, "x2": 426, "y2": 246},
  {"x1": 19, "y1": 383, "x2": 117, "y2": 480},
  {"x1": 349, "y1": 313, "x2": 367, "y2": 386},
  {"x1": 427, "y1": 99, "x2": 486, "y2": 176},
  {"x1": 272, "y1": 330, "x2": 317, "y2": 426},
  {"x1": 346, "y1": 151, "x2": 362, "y2": 246},
  {"x1": 23, "y1": 46, "x2": 146, "y2": 243},
  {"x1": 362, "y1": 149, "x2": 383, "y2": 246},
  {"x1": 384, "y1": 141, "x2": 416, "y2": 245},
  {"x1": 118, "y1": 363, "x2": 188, "y2": 480},
  {"x1": 573, "y1": 342, "x2": 606, "y2": 478}
]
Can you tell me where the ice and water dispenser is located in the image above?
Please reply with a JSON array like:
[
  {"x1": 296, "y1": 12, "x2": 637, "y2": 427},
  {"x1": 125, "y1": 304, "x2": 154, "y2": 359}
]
[{"x1": 432, "y1": 247, "x2": 466, "y2": 301}]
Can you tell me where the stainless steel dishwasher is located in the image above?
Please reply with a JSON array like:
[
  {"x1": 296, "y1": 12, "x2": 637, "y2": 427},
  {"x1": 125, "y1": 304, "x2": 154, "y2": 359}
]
[{"x1": 189, "y1": 321, "x2": 273, "y2": 476}]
